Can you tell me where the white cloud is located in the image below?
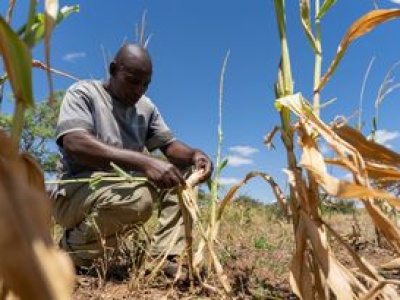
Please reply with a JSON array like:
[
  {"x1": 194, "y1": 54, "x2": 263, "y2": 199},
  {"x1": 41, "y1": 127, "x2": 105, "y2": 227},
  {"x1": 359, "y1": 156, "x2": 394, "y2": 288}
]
[
  {"x1": 342, "y1": 173, "x2": 353, "y2": 181},
  {"x1": 219, "y1": 177, "x2": 240, "y2": 186},
  {"x1": 229, "y1": 145, "x2": 259, "y2": 157},
  {"x1": 390, "y1": 0, "x2": 400, "y2": 4},
  {"x1": 63, "y1": 52, "x2": 86, "y2": 63},
  {"x1": 369, "y1": 129, "x2": 400, "y2": 147},
  {"x1": 226, "y1": 155, "x2": 253, "y2": 167}
]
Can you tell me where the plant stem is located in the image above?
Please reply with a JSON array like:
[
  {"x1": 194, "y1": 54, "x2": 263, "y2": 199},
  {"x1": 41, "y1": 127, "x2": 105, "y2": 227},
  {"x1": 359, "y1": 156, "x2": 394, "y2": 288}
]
[
  {"x1": 313, "y1": 0, "x2": 322, "y2": 117},
  {"x1": 210, "y1": 50, "x2": 230, "y2": 236},
  {"x1": 11, "y1": 101, "x2": 25, "y2": 153},
  {"x1": 275, "y1": 0, "x2": 293, "y2": 96}
]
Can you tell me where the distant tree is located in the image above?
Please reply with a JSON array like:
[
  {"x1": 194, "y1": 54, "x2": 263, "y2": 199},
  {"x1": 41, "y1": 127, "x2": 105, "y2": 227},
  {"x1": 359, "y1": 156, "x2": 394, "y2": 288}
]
[
  {"x1": 319, "y1": 193, "x2": 356, "y2": 215},
  {"x1": 0, "y1": 92, "x2": 63, "y2": 174},
  {"x1": 234, "y1": 194, "x2": 263, "y2": 206}
]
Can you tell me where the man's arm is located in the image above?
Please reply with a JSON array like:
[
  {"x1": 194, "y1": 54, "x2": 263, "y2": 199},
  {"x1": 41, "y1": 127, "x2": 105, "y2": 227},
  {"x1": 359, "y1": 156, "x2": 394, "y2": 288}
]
[
  {"x1": 61, "y1": 131, "x2": 185, "y2": 189},
  {"x1": 160, "y1": 140, "x2": 213, "y2": 183}
]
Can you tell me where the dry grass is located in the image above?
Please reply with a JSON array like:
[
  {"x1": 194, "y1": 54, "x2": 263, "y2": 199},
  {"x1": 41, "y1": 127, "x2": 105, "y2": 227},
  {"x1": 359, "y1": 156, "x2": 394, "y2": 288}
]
[{"x1": 66, "y1": 199, "x2": 400, "y2": 299}]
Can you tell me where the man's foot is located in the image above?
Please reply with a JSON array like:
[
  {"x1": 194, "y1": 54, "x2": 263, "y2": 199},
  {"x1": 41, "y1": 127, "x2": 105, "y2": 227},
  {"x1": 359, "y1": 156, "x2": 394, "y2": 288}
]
[
  {"x1": 146, "y1": 255, "x2": 207, "y2": 284},
  {"x1": 58, "y1": 230, "x2": 95, "y2": 270}
]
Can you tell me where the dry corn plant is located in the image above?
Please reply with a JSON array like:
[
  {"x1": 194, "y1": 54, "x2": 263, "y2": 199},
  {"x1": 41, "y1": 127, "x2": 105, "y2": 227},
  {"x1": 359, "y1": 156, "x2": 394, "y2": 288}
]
[
  {"x1": 153, "y1": 51, "x2": 290, "y2": 299},
  {"x1": 357, "y1": 58, "x2": 400, "y2": 246},
  {"x1": 129, "y1": 51, "x2": 289, "y2": 299},
  {"x1": 270, "y1": 1, "x2": 400, "y2": 299},
  {"x1": 125, "y1": 52, "x2": 235, "y2": 298},
  {"x1": 0, "y1": 1, "x2": 79, "y2": 299}
]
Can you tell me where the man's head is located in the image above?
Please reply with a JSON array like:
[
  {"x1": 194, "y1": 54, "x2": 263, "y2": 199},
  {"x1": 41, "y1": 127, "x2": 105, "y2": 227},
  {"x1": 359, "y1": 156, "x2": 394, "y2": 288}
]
[{"x1": 107, "y1": 43, "x2": 153, "y2": 106}]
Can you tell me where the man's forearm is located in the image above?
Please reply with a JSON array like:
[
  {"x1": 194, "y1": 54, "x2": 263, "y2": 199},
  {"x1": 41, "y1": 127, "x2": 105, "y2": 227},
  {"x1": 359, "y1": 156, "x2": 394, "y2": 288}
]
[
  {"x1": 161, "y1": 140, "x2": 198, "y2": 168},
  {"x1": 62, "y1": 131, "x2": 152, "y2": 173}
]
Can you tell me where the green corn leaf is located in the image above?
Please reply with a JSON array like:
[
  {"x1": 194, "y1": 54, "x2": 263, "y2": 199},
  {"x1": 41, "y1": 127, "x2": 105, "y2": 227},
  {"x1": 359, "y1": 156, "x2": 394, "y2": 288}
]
[
  {"x1": 274, "y1": 58, "x2": 292, "y2": 133},
  {"x1": 219, "y1": 157, "x2": 229, "y2": 173},
  {"x1": 56, "y1": 5, "x2": 80, "y2": 23},
  {"x1": 206, "y1": 178, "x2": 212, "y2": 193},
  {"x1": 0, "y1": 16, "x2": 33, "y2": 107},
  {"x1": 22, "y1": 0, "x2": 38, "y2": 48},
  {"x1": 19, "y1": 14, "x2": 44, "y2": 48},
  {"x1": 372, "y1": 116, "x2": 377, "y2": 132},
  {"x1": 300, "y1": 0, "x2": 319, "y2": 53},
  {"x1": 274, "y1": 0, "x2": 285, "y2": 41},
  {"x1": 110, "y1": 162, "x2": 132, "y2": 178},
  {"x1": 274, "y1": 100, "x2": 283, "y2": 112},
  {"x1": 274, "y1": 1, "x2": 294, "y2": 96},
  {"x1": 317, "y1": 0, "x2": 338, "y2": 20},
  {"x1": 18, "y1": 5, "x2": 79, "y2": 48}
]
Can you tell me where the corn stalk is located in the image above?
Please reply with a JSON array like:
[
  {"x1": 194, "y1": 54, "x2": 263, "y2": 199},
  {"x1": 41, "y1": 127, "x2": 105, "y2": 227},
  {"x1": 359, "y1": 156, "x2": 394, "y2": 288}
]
[{"x1": 273, "y1": 1, "x2": 400, "y2": 299}]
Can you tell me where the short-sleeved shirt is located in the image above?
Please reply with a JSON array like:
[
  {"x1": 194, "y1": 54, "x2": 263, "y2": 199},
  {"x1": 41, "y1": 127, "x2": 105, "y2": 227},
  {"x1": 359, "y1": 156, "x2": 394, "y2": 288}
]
[{"x1": 57, "y1": 80, "x2": 175, "y2": 176}]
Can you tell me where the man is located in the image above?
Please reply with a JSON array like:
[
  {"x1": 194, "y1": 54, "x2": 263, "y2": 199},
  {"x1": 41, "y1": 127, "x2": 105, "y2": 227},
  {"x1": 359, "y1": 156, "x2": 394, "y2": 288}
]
[{"x1": 53, "y1": 44, "x2": 213, "y2": 271}]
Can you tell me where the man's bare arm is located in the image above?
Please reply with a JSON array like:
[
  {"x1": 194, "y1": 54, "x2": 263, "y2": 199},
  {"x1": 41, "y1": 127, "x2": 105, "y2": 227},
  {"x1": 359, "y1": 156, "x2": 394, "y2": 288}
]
[{"x1": 61, "y1": 131, "x2": 184, "y2": 188}]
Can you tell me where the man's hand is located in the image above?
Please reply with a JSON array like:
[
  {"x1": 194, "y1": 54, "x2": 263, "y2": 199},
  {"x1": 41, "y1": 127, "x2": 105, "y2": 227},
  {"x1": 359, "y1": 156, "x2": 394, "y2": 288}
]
[
  {"x1": 143, "y1": 158, "x2": 185, "y2": 189},
  {"x1": 160, "y1": 140, "x2": 213, "y2": 185},
  {"x1": 192, "y1": 151, "x2": 213, "y2": 183}
]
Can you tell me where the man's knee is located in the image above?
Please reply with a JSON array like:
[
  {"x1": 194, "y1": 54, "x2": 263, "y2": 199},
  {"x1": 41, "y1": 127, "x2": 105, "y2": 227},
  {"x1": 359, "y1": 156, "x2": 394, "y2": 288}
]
[
  {"x1": 128, "y1": 184, "x2": 155, "y2": 223},
  {"x1": 101, "y1": 183, "x2": 156, "y2": 225}
]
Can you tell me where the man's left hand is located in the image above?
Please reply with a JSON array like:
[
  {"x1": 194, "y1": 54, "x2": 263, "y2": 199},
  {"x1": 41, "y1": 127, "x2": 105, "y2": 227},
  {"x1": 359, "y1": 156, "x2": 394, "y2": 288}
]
[{"x1": 193, "y1": 151, "x2": 213, "y2": 183}]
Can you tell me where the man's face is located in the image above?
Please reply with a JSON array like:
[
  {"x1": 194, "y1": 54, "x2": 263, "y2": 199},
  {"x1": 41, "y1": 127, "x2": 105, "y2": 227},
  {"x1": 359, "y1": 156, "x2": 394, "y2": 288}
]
[{"x1": 111, "y1": 61, "x2": 152, "y2": 106}]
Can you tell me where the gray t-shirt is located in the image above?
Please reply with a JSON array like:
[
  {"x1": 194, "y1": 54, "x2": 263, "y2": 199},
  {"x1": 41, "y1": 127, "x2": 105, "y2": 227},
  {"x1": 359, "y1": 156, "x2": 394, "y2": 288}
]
[{"x1": 57, "y1": 80, "x2": 175, "y2": 176}]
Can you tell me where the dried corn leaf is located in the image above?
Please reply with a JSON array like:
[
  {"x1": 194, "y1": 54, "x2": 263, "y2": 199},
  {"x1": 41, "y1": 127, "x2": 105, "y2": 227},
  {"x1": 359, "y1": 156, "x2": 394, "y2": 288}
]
[
  {"x1": 290, "y1": 216, "x2": 314, "y2": 299},
  {"x1": 364, "y1": 200, "x2": 400, "y2": 254},
  {"x1": 279, "y1": 94, "x2": 400, "y2": 256},
  {"x1": 359, "y1": 280, "x2": 400, "y2": 300},
  {"x1": 279, "y1": 94, "x2": 400, "y2": 205},
  {"x1": 317, "y1": 9, "x2": 400, "y2": 92},
  {"x1": 333, "y1": 125, "x2": 400, "y2": 167},
  {"x1": 326, "y1": 158, "x2": 400, "y2": 194},
  {"x1": 323, "y1": 221, "x2": 379, "y2": 279},
  {"x1": 324, "y1": 220, "x2": 400, "y2": 299},
  {"x1": 0, "y1": 130, "x2": 74, "y2": 299},
  {"x1": 300, "y1": 130, "x2": 400, "y2": 208},
  {"x1": 20, "y1": 153, "x2": 46, "y2": 191},
  {"x1": 380, "y1": 258, "x2": 400, "y2": 270},
  {"x1": 302, "y1": 126, "x2": 400, "y2": 254},
  {"x1": 326, "y1": 159, "x2": 400, "y2": 182},
  {"x1": 302, "y1": 212, "x2": 363, "y2": 299},
  {"x1": 179, "y1": 171, "x2": 232, "y2": 295},
  {"x1": 219, "y1": 171, "x2": 288, "y2": 219},
  {"x1": 301, "y1": 132, "x2": 400, "y2": 255},
  {"x1": 32, "y1": 59, "x2": 79, "y2": 81}
]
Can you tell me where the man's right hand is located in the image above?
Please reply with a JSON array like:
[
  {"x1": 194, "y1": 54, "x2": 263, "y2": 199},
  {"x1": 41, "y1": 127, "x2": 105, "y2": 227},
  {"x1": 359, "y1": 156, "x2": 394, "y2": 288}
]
[{"x1": 143, "y1": 159, "x2": 185, "y2": 189}]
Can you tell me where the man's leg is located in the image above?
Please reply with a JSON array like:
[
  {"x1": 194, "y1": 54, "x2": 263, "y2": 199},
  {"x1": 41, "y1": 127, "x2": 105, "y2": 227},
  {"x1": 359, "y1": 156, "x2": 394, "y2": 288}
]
[
  {"x1": 54, "y1": 179, "x2": 156, "y2": 267},
  {"x1": 150, "y1": 189, "x2": 186, "y2": 258}
]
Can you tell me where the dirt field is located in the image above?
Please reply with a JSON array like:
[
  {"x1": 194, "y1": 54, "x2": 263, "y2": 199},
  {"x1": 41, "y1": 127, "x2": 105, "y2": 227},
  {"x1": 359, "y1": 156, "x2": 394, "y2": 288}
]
[{"x1": 70, "y1": 202, "x2": 399, "y2": 299}]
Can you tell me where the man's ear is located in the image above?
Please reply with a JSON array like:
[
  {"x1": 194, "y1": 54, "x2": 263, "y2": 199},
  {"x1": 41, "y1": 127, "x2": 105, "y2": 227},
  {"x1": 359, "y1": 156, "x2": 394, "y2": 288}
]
[{"x1": 109, "y1": 61, "x2": 117, "y2": 76}]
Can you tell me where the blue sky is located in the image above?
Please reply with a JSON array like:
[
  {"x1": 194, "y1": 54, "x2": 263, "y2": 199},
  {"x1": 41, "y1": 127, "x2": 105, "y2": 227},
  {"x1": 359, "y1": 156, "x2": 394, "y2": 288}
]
[{"x1": 2, "y1": 1, "x2": 400, "y2": 203}]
